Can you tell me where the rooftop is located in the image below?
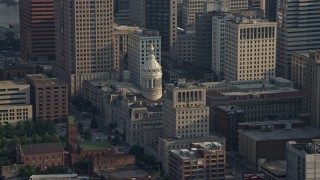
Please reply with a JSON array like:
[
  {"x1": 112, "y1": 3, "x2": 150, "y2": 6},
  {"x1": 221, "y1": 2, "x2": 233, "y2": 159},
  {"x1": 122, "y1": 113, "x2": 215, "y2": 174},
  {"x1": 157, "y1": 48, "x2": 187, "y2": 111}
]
[
  {"x1": 239, "y1": 126, "x2": 320, "y2": 141},
  {"x1": 20, "y1": 142, "x2": 64, "y2": 155},
  {"x1": 259, "y1": 160, "x2": 286, "y2": 177},
  {"x1": 0, "y1": 57, "x2": 32, "y2": 70},
  {"x1": 0, "y1": 80, "x2": 29, "y2": 88},
  {"x1": 167, "y1": 79, "x2": 205, "y2": 89},
  {"x1": 288, "y1": 139, "x2": 320, "y2": 154},
  {"x1": 87, "y1": 79, "x2": 142, "y2": 95},
  {"x1": 294, "y1": 50, "x2": 311, "y2": 58},
  {"x1": 29, "y1": 174, "x2": 88, "y2": 180},
  {"x1": 78, "y1": 141, "x2": 111, "y2": 151},
  {"x1": 104, "y1": 167, "x2": 150, "y2": 179},
  {"x1": 238, "y1": 119, "x2": 303, "y2": 127},
  {"x1": 216, "y1": 105, "x2": 243, "y2": 113},
  {"x1": 26, "y1": 74, "x2": 66, "y2": 86},
  {"x1": 171, "y1": 142, "x2": 222, "y2": 160},
  {"x1": 68, "y1": 116, "x2": 75, "y2": 125}
]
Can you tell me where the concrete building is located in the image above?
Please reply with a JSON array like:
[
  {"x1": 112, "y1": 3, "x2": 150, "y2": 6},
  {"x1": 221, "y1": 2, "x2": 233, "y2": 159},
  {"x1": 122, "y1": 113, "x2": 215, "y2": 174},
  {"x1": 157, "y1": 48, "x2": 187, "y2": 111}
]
[
  {"x1": 16, "y1": 142, "x2": 64, "y2": 170},
  {"x1": 225, "y1": 17, "x2": 277, "y2": 81},
  {"x1": 19, "y1": 0, "x2": 56, "y2": 65},
  {"x1": 54, "y1": 0, "x2": 116, "y2": 96},
  {"x1": 287, "y1": 139, "x2": 320, "y2": 180},
  {"x1": 163, "y1": 79, "x2": 210, "y2": 138},
  {"x1": 0, "y1": 57, "x2": 33, "y2": 80},
  {"x1": 175, "y1": 29, "x2": 196, "y2": 64},
  {"x1": 276, "y1": 0, "x2": 320, "y2": 79},
  {"x1": 101, "y1": 167, "x2": 152, "y2": 180},
  {"x1": 204, "y1": 77, "x2": 302, "y2": 123},
  {"x1": 257, "y1": 160, "x2": 286, "y2": 180},
  {"x1": 212, "y1": 13, "x2": 231, "y2": 80},
  {"x1": 114, "y1": 0, "x2": 130, "y2": 25},
  {"x1": 215, "y1": 105, "x2": 244, "y2": 150},
  {"x1": 159, "y1": 134, "x2": 226, "y2": 172},
  {"x1": 302, "y1": 50, "x2": 320, "y2": 129},
  {"x1": 222, "y1": 0, "x2": 248, "y2": 12},
  {"x1": 128, "y1": 30, "x2": 161, "y2": 86},
  {"x1": 0, "y1": 80, "x2": 33, "y2": 125},
  {"x1": 238, "y1": 121, "x2": 320, "y2": 164},
  {"x1": 93, "y1": 154, "x2": 135, "y2": 172},
  {"x1": 182, "y1": 0, "x2": 205, "y2": 28},
  {"x1": 139, "y1": 124, "x2": 163, "y2": 157},
  {"x1": 26, "y1": 74, "x2": 68, "y2": 122},
  {"x1": 260, "y1": 0, "x2": 277, "y2": 21},
  {"x1": 169, "y1": 142, "x2": 225, "y2": 180},
  {"x1": 291, "y1": 51, "x2": 309, "y2": 90},
  {"x1": 114, "y1": 25, "x2": 141, "y2": 75}
]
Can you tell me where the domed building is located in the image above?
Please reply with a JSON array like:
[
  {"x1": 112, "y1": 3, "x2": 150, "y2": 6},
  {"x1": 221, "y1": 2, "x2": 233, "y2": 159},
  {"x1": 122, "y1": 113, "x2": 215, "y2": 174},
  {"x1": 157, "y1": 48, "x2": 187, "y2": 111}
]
[{"x1": 141, "y1": 44, "x2": 162, "y2": 100}]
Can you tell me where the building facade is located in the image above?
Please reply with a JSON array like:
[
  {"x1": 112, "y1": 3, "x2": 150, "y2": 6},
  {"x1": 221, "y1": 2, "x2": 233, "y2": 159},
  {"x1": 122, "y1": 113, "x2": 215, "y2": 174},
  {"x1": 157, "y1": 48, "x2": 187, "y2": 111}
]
[
  {"x1": 276, "y1": 0, "x2": 320, "y2": 79},
  {"x1": 19, "y1": 0, "x2": 56, "y2": 65},
  {"x1": 169, "y1": 142, "x2": 225, "y2": 180},
  {"x1": 287, "y1": 140, "x2": 320, "y2": 180},
  {"x1": 182, "y1": 0, "x2": 205, "y2": 28},
  {"x1": 114, "y1": 0, "x2": 130, "y2": 25},
  {"x1": 127, "y1": 30, "x2": 161, "y2": 86},
  {"x1": 54, "y1": 0, "x2": 116, "y2": 96},
  {"x1": 225, "y1": 17, "x2": 276, "y2": 81},
  {"x1": 16, "y1": 142, "x2": 64, "y2": 170},
  {"x1": 163, "y1": 79, "x2": 210, "y2": 138},
  {"x1": 0, "y1": 57, "x2": 33, "y2": 80},
  {"x1": 26, "y1": 74, "x2": 68, "y2": 122},
  {"x1": 0, "y1": 80, "x2": 33, "y2": 125},
  {"x1": 175, "y1": 30, "x2": 196, "y2": 64}
]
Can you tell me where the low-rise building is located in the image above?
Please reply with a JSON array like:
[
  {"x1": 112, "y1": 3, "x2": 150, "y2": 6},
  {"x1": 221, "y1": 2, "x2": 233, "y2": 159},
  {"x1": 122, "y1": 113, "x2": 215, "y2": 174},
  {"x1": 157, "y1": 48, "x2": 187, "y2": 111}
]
[
  {"x1": 93, "y1": 154, "x2": 135, "y2": 172},
  {"x1": 139, "y1": 124, "x2": 163, "y2": 157},
  {"x1": 0, "y1": 57, "x2": 33, "y2": 80},
  {"x1": 29, "y1": 174, "x2": 88, "y2": 180},
  {"x1": 100, "y1": 167, "x2": 152, "y2": 180},
  {"x1": 0, "y1": 80, "x2": 33, "y2": 125},
  {"x1": 169, "y1": 142, "x2": 225, "y2": 180},
  {"x1": 16, "y1": 142, "x2": 64, "y2": 170},
  {"x1": 257, "y1": 160, "x2": 286, "y2": 180},
  {"x1": 205, "y1": 77, "x2": 302, "y2": 124},
  {"x1": 26, "y1": 74, "x2": 68, "y2": 122},
  {"x1": 238, "y1": 122, "x2": 320, "y2": 164},
  {"x1": 159, "y1": 134, "x2": 226, "y2": 172},
  {"x1": 287, "y1": 139, "x2": 320, "y2": 180}
]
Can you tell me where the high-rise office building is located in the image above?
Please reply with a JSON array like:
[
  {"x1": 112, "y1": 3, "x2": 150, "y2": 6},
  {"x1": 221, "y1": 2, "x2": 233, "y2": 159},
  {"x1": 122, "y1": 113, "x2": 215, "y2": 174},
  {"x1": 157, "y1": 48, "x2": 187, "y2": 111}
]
[
  {"x1": 127, "y1": 30, "x2": 161, "y2": 86},
  {"x1": 129, "y1": 0, "x2": 146, "y2": 27},
  {"x1": 212, "y1": 13, "x2": 231, "y2": 80},
  {"x1": 26, "y1": 74, "x2": 68, "y2": 122},
  {"x1": 182, "y1": 0, "x2": 205, "y2": 28},
  {"x1": 260, "y1": 0, "x2": 277, "y2": 21},
  {"x1": 163, "y1": 79, "x2": 209, "y2": 138},
  {"x1": 114, "y1": 0, "x2": 130, "y2": 24},
  {"x1": 19, "y1": 0, "x2": 56, "y2": 65},
  {"x1": 302, "y1": 50, "x2": 320, "y2": 129},
  {"x1": 54, "y1": 0, "x2": 115, "y2": 96},
  {"x1": 225, "y1": 17, "x2": 276, "y2": 81},
  {"x1": 195, "y1": 12, "x2": 214, "y2": 69},
  {"x1": 146, "y1": 0, "x2": 177, "y2": 53},
  {"x1": 221, "y1": 0, "x2": 248, "y2": 12},
  {"x1": 287, "y1": 140, "x2": 320, "y2": 180},
  {"x1": 276, "y1": 0, "x2": 320, "y2": 79}
]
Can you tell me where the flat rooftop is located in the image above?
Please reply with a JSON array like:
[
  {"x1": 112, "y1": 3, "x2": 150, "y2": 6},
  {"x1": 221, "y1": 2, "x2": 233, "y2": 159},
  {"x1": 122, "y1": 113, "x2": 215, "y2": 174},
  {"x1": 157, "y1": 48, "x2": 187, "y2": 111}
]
[
  {"x1": 104, "y1": 167, "x2": 150, "y2": 179},
  {"x1": 216, "y1": 105, "x2": 243, "y2": 113},
  {"x1": 238, "y1": 119, "x2": 303, "y2": 126},
  {"x1": 239, "y1": 127, "x2": 320, "y2": 141},
  {"x1": 0, "y1": 57, "x2": 32, "y2": 70},
  {"x1": 259, "y1": 160, "x2": 286, "y2": 177},
  {"x1": 224, "y1": 87, "x2": 298, "y2": 97},
  {"x1": 87, "y1": 79, "x2": 142, "y2": 95},
  {"x1": 167, "y1": 79, "x2": 205, "y2": 89},
  {"x1": 78, "y1": 141, "x2": 110, "y2": 151},
  {"x1": 27, "y1": 74, "x2": 66, "y2": 86},
  {"x1": 0, "y1": 80, "x2": 29, "y2": 87},
  {"x1": 160, "y1": 134, "x2": 226, "y2": 144}
]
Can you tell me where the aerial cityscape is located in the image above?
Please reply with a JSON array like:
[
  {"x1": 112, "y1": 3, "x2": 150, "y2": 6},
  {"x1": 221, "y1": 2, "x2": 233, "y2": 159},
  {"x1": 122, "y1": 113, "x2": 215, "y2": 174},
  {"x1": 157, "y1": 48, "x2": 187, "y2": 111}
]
[{"x1": 0, "y1": 0, "x2": 319, "y2": 180}]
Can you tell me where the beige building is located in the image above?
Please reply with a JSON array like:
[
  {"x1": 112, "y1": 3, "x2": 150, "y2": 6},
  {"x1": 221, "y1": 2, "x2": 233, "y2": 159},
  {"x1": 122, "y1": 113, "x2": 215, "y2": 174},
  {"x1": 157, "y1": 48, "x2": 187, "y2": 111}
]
[
  {"x1": 26, "y1": 74, "x2": 68, "y2": 122},
  {"x1": 169, "y1": 142, "x2": 225, "y2": 180},
  {"x1": 223, "y1": 0, "x2": 248, "y2": 12},
  {"x1": 54, "y1": 0, "x2": 116, "y2": 96},
  {"x1": 0, "y1": 80, "x2": 33, "y2": 125},
  {"x1": 163, "y1": 79, "x2": 210, "y2": 138},
  {"x1": 182, "y1": 0, "x2": 205, "y2": 28},
  {"x1": 128, "y1": 30, "x2": 161, "y2": 86},
  {"x1": 159, "y1": 134, "x2": 226, "y2": 172},
  {"x1": 225, "y1": 17, "x2": 276, "y2": 81},
  {"x1": 139, "y1": 124, "x2": 163, "y2": 157}
]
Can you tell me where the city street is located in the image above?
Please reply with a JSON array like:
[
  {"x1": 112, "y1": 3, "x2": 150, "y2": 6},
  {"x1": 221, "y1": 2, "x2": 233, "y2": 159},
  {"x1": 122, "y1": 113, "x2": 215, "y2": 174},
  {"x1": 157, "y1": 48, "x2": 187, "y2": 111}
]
[{"x1": 226, "y1": 152, "x2": 256, "y2": 180}]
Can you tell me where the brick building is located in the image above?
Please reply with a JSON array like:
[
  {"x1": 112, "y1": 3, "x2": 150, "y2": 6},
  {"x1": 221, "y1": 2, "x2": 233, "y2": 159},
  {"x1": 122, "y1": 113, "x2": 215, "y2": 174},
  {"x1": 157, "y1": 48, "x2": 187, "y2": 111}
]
[
  {"x1": 93, "y1": 154, "x2": 135, "y2": 172},
  {"x1": 16, "y1": 142, "x2": 64, "y2": 170},
  {"x1": 0, "y1": 57, "x2": 33, "y2": 80},
  {"x1": 169, "y1": 142, "x2": 225, "y2": 180},
  {"x1": 26, "y1": 74, "x2": 68, "y2": 122}
]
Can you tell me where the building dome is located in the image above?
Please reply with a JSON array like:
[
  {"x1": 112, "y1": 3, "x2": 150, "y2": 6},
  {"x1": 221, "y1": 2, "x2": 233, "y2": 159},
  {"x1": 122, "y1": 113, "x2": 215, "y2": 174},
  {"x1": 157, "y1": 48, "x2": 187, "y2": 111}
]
[{"x1": 141, "y1": 44, "x2": 162, "y2": 100}]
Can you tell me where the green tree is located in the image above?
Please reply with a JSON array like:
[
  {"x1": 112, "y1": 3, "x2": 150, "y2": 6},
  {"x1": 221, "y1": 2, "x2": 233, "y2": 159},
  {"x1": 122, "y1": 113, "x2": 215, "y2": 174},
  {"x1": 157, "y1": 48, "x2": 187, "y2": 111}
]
[
  {"x1": 20, "y1": 165, "x2": 36, "y2": 178},
  {"x1": 75, "y1": 158, "x2": 90, "y2": 171},
  {"x1": 90, "y1": 116, "x2": 98, "y2": 129},
  {"x1": 33, "y1": 134, "x2": 42, "y2": 143},
  {"x1": 83, "y1": 130, "x2": 92, "y2": 141}
]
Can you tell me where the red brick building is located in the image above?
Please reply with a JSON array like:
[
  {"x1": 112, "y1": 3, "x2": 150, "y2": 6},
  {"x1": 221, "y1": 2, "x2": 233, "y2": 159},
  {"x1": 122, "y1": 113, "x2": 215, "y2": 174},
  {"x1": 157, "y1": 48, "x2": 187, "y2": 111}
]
[
  {"x1": 16, "y1": 142, "x2": 64, "y2": 170},
  {"x1": 93, "y1": 154, "x2": 135, "y2": 171}
]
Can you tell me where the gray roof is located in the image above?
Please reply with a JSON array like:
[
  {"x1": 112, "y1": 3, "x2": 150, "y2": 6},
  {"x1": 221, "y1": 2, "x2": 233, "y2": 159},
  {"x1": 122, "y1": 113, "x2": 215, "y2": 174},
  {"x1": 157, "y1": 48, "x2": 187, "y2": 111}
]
[{"x1": 20, "y1": 142, "x2": 64, "y2": 155}]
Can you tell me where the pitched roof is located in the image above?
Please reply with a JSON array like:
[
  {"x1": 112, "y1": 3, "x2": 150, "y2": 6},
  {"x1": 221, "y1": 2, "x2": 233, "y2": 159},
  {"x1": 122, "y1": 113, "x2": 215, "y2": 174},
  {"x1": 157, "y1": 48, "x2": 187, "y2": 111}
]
[{"x1": 20, "y1": 142, "x2": 64, "y2": 155}]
